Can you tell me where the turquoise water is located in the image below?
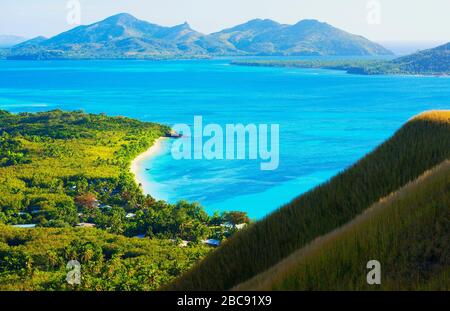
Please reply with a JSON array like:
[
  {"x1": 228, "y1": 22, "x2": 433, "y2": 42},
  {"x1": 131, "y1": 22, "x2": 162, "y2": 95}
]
[{"x1": 1, "y1": 59, "x2": 449, "y2": 219}]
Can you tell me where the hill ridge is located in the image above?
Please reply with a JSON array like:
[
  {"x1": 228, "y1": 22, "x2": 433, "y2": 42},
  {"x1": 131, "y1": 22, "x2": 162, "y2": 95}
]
[
  {"x1": 168, "y1": 110, "x2": 450, "y2": 291},
  {"x1": 7, "y1": 13, "x2": 393, "y2": 59},
  {"x1": 233, "y1": 160, "x2": 450, "y2": 290}
]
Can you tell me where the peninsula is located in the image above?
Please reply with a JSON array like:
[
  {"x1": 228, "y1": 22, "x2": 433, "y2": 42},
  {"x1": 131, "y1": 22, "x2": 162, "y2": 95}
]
[{"x1": 231, "y1": 42, "x2": 450, "y2": 76}]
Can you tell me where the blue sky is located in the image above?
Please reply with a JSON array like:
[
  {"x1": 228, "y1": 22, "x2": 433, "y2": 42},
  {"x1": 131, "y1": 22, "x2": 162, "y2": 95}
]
[{"x1": 1, "y1": 0, "x2": 449, "y2": 43}]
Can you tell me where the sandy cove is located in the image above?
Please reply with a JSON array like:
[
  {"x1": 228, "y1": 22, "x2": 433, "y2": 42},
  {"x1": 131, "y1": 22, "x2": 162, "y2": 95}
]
[{"x1": 130, "y1": 137, "x2": 168, "y2": 194}]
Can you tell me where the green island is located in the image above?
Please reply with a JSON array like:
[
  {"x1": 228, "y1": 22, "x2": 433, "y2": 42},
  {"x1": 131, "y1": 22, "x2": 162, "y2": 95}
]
[
  {"x1": 0, "y1": 110, "x2": 249, "y2": 290},
  {"x1": 169, "y1": 111, "x2": 450, "y2": 291},
  {"x1": 232, "y1": 42, "x2": 450, "y2": 76}
]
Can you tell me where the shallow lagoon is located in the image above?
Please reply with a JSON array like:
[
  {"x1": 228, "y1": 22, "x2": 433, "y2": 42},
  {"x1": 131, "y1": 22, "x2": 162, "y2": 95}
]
[{"x1": 1, "y1": 58, "x2": 449, "y2": 218}]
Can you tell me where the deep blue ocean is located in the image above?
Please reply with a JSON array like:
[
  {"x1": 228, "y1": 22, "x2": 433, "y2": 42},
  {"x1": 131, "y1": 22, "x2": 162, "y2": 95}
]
[{"x1": 1, "y1": 59, "x2": 449, "y2": 219}]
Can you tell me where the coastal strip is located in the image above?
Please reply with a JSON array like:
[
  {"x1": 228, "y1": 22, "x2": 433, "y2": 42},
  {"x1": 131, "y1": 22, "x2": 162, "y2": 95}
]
[{"x1": 130, "y1": 137, "x2": 169, "y2": 197}]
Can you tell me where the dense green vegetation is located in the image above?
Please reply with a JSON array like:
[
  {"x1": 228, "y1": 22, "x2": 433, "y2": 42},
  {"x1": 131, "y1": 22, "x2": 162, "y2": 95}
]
[
  {"x1": 0, "y1": 110, "x2": 247, "y2": 239},
  {"x1": 0, "y1": 133, "x2": 31, "y2": 167},
  {"x1": 169, "y1": 111, "x2": 450, "y2": 290},
  {"x1": 0, "y1": 110, "x2": 250, "y2": 289},
  {"x1": 0, "y1": 109, "x2": 168, "y2": 230},
  {"x1": 235, "y1": 160, "x2": 450, "y2": 290},
  {"x1": 0, "y1": 223, "x2": 210, "y2": 290},
  {"x1": 232, "y1": 42, "x2": 450, "y2": 75}
]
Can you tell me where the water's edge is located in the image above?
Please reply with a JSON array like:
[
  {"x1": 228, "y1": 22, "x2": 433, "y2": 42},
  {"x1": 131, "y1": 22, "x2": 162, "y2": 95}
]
[{"x1": 130, "y1": 137, "x2": 171, "y2": 201}]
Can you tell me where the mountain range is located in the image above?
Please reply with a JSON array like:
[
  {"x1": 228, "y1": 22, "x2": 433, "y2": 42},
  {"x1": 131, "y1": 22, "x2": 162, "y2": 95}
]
[{"x1": 5, "y1": 13, "x2": 392, "y2": 60}]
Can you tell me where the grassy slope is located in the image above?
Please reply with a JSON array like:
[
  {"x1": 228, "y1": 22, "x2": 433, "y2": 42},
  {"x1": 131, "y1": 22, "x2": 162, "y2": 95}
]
[
  {"x1": 169, "y1": 111, "x2": 450, "y2": 290},
  {"x1": 235, "y1": 160, "x2": 450, "y2": 290}
]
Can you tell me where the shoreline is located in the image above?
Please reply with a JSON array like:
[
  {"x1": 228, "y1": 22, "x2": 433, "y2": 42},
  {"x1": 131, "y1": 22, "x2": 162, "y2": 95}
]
[{"x1": 130, "y1": 137, "x2": 169, "y2": 197}]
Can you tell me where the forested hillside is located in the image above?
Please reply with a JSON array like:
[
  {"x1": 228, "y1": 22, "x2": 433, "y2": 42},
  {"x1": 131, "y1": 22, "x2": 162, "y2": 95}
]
[{"x1": 0, "y1": 110, "x2": 248, "y2": 290}]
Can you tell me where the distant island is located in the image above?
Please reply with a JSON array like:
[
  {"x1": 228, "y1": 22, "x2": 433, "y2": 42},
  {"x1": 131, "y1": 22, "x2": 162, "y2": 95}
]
[
  {"x1": 232, "y1": 42, "x2": 450, "y2": 76},
  {"x1": 2, "y1": 13, "x2": 392, "y2": 60}
]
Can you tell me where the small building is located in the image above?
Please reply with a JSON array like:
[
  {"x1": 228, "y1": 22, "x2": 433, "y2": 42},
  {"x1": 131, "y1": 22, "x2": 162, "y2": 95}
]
[
  {"x1": 99, "y1": 204, "x2": 112, "y2": 210},
  {"x1": 220, "y1": 222, "x2": 248, "y2": 230},
  {"x1": 203, "y1": 239, "x2": 221, "y2": 247},
  {"x1": 12, "y1": 224, "x2": 36, "y2": 229},
  {"x1": 179, "y1": 240, "x2": 189, "y2": 247},
  {"x1": 168, "y1": 130, "x2": 182, "y2": 138},
  {"x1": 125, "y1": 213, "x2": 136, "y2": 219},
  {"x1": 220, "y1": 223, "x2": 234, "y2": 229},
  {"x1": 134, "y1": 234, "x2": 146, "y2": 239},
  {"x1": 235, "y1": 223, "x2": 248, "y2": 230},
  {"x1": 170, "y1": 239, "x2": 190, "y2": 247},
  {"x1": 76, "y1": 222, "x2": 96, "y2": 228}
]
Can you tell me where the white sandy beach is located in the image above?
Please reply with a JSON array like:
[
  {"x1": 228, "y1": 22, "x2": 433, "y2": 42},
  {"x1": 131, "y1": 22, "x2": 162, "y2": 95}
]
[{"x1": 130, "y1": 137, "x2": 169, "y2": 196}]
